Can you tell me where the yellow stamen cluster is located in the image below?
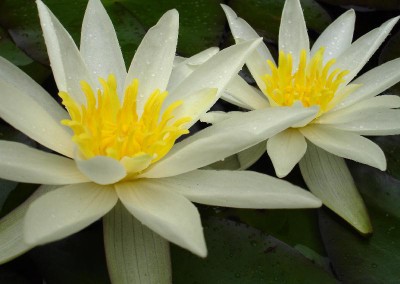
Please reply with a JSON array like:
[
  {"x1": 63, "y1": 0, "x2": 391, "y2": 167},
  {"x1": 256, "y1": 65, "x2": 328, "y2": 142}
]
[
  {"x1": 262, "y1": 48, "x2": 349, "y2": 115},
  {"x1": 60, "y1": 75, "x2": 190, "y2": 164}
]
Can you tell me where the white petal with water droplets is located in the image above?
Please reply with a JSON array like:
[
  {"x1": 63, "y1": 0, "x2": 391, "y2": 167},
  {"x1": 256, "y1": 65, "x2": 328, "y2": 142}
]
[
  {"x1": 141, "y1": 106, "x2": 317, "y2": 178},
  {"x1": 167, "y1": 39, "x2": 262, "y2": 107},
  {"x1": 300, "y1": 125, "x2": 386, "y2": 170},
  {"x1": 24, "y1": 183, "x2": 117, "y2": 245},
  {"x1": 36, "y1": 0, "x2": 93, "y2": 105},
  {"x1": 334, "y1": 58, "x2": 400, "y2": 110},
  {"x1": 125, "y1": 10, "x2": 178, "y2": 116},
  {"x1": 0, "y1": 141, "x2": 88, "y2": 184},
  {"x1": 161, "y1": 170, "x2": 321, "y2": 208},
  {"x1": 80, "y1": 0, "x2": 126, "y2": 94},
  {"x1": 221, "y1": 4, "x2": 273, "y2": 90},
  {"x1": 116, "y1": 180, "x2": 207, "y2": 257},
  {"x1": 279, "y1": 0, "x2": 310, "y2": 66},
  {"x1": 0, "y1": 80, "x2": 74, "y2": 158},
  {"x1": 334, "y1": 16, "x2": 399, "y2": 86},
  {"x1": 267, "y1": 128, "x2": 307, "y2": 178},
  {"x1": 76, "y1": 156, "x2": 127, "y2": 185},
  {"x1": 311, "y1": 9, "x2": 355, "y2": 61}
]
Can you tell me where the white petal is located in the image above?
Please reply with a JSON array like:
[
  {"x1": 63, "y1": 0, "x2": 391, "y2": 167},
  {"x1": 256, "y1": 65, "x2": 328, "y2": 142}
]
[
  {"x1": 0, "y1": 57, "x2": 68, "y2": 123},
  {"x1": 116, "y1": 180, "x2": 207, "y2": 257},
  {"x1": 0, "y1": 141, "x2": 88, "y2": 184},
  {"x1": 221, "y1": 4, "x2": 273, "y2": 90},
  {"x1": 167, "y1": 39, "x2": 262, "y2": 107},
  {"x1": 161, "y1": 170, "x2": 321, "y2": 208},
  {"x1": 36, "y1": 0, "x2": 93, "y2": 105},
  {"x1": 168, "y1": 47, "x2": 219, "y2": 90},
  {"x1": 24, "y1": 183, "x2": 117, "y2": 245},
  {"x1": 0, "y1": 80, "x2": 74, "y2": 157},
  {"x1": 103, "y1": 202, "x2": 171, "y2": 284},
  {"x1": 141, "y1": 106, "x2": 318, "y2": 178},
  {"x1": 334, "y1": 16, "x2": 399, "y2": 85},
  {"x1": 170, "y1": 88, "x2": 218, "y2": 129},
  {"x1": 224, "y1": 75, "x2": 269, "y2": 110},
  {"x1": 121, "y1": 154, "x2": 153, "y2": 175},
  {"x1": 327, "y1": 110, "x2": 400, "y2": 136},
  {"x1": 317, "y1": 95, "x2": 400, "y2": 124},
  {"x1": 279, "y1": 0, "x2": 310, "y2": 66},
  {"x1": 76, "y1": 156, "x2": 127, "y2": 185},
  {"x1": 334, "y1": 58, "x2": 400, "y2": 110},
  {"x1": 299, "y1": 143, "x2": 372, "y2": 233},
  {"x1": 311, "y1": 9, "x2": 355, "y2": 61},
  {"x1": 267, "y1": 128, "x2": 307, "y2": 178},
  {"x1": 80, "y1": 0, "x2": 126, "y2": 94},
  {"x1": 300, "y1": 125, "x2": 386, "y2": 170},
  {"x1": 124, "y1": 10, "x2": 178, "y2": 116},
  {"x1": 0, "y1": 185, "x2": 56, "y2": 264},
  {"x1": 200, "y1": 111, "x2": 242, "y2": 124}
]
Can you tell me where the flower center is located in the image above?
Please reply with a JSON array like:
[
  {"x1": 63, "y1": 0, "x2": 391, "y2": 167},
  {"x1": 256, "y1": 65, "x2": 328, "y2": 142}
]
[
  {"x1": 262, "y1": 48, "x2": 349, "y2": 115},
  {"x1": 60, "y1": 75, "x2": 190, "y2": 164}
]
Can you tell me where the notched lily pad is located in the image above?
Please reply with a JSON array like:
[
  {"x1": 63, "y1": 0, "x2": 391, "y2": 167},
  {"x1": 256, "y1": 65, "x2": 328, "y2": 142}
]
[{"x1": 318, "y1": 0, "x2": 400, "y2": 11}]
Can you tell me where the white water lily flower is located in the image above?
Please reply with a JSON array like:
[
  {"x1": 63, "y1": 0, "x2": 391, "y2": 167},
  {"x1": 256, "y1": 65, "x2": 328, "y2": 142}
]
[
  {"x1": 0, "y1": 0, "x2": 321, "y2": 261},
  {"x1": 215, "y1": 0, "x2": 400, "y2": 233}
]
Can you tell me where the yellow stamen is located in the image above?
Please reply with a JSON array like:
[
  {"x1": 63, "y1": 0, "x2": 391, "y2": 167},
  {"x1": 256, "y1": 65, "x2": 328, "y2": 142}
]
[
  {"x1": 60, "y1": 74, "x2": 190, "y2": 166},
  {"x1": 262, "y1": 48, "x2": 352, "y2": 116}
]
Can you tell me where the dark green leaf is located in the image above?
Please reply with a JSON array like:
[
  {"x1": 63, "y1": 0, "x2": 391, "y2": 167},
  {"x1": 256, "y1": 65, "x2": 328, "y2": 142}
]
[
  {"x1": 319, "y1": 164, "x2": 400, "y2": 283},
  {"x1": 172, "y1": 217, "x2": 336, "y2": 283},
  {"x1": 318, "y1": 0, "x2": 400, "y2": 11}
]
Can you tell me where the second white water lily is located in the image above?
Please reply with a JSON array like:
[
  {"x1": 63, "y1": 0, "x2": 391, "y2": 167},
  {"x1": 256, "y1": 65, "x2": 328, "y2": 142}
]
[
  {"x1": 215, "y1": 0, "x2": 400, "y2": 233},
  {"x1": 0, "y1": 0, "x2": 321, "y2": 271}
]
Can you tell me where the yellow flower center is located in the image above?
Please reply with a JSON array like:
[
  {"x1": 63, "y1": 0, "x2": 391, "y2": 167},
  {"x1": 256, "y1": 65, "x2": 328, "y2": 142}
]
[
  {"x1": 60, "y1": 75, "x2": 190, "y2": 164},
  {"x1": 262, "y1": 48, "x2": 349, "y2": 116}
]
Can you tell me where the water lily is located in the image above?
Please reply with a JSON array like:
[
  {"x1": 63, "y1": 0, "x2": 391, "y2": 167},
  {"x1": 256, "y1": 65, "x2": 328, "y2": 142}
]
[
  {"x1": 0, "y1": 0, "x2": 321, "y2": 273},
  {"x1": 213, "y1": 0, "x2": 400, "y2": 233}
]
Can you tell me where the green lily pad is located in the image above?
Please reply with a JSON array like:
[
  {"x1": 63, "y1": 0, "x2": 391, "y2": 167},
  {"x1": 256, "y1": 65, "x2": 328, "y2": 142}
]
[
  {"x1": 172, "y1": 217, "x2": 336, "y2": 283},
  {"x1": 229, "y1": 0, "x2": 332, "y2": 43},
  {"x1": 319, "y1": 164, "x2": 400, "y2": 283}
]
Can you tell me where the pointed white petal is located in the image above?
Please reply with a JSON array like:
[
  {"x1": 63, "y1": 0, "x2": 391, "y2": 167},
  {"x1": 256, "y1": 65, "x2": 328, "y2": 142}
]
[
  {"x1": 167, "y1": 39, "x2": 262, "y2": 108},
  {"x1": 141, "y1": 106, "x2": 318, "y2": 178},
  {"x1": 300, "y1": 125, "x2": 386, "y2": 170},
  {"x1": 103, "y1": 202, "x2": 171, "y2": 284},
  {"x1": 0, "y1": 80, "x2": 74, "y2": 157},
  {"x1": 334, "y1": 16, "x2": 399, "y2": 85},
  {"x1": 279, "y1": 0, "x2": 310, "y2": 66},
  {"x1": 0, "y1": 57, "x2": 68, "y2": 123},
  {"x1": 168, "y1": 47, "x2": 219, "y2": 90},
  {"x1": 335, "y1": 58, "x2": 400, "y2": 110},
  {"x1": 171, "y1": 88, "x2": 217, "y2": 129},
  {"x1": 116, "y1": 181, "x2": 207, "y2": 257},
  {"x1": 161, "y1": 170, "x2": 321, "y2": 208},
  {"x1": 125, "y1": 10, "x2": 178, "y2": 116},
  {"x1": 0, "y1": 141, "x2": 88, "y2": 184},
  {"x1": 81, "y1": 0, "x2": 126, "y2": 94},
  {"x1": 200, "y1": 111, "x2": 241, "y2": 124},
  {"x1": 221, "y1": 4, "x2": 273, "y2": 89},
  {"x1": 24, "y1": 183, "x2": 117, "y2": 245},
  {"x1": 76, "y1": 156, "x2": 126, "y2": 185},
  {"x1": 0, "y1": 185, "x2": 56, "y2": 264},
  {"x1": 224, "y1": 75, "x2": 269, "y2": 110},
  {"x1": 267, "y1": 128, "x2": 307, "y2": 177},
  {"x1": 311, "y1": 9, "x2": 355, "y2": 61},
  {"x1": 318, "y1": 95, "x2": 400, "y2": 124},
  {"x1": 299, "y1": 143, "x2": 372, "y2": 233},
  {"x1": 328, "y1": 110, "x2": 400, "y2": 136},
  {"x1": 36, "y1": 0, "x2": 93, "y2": 105}
]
